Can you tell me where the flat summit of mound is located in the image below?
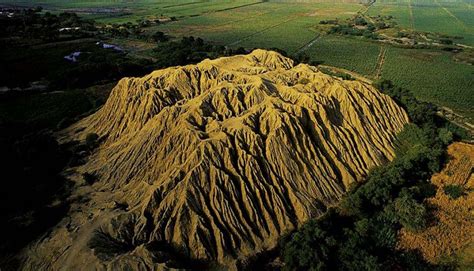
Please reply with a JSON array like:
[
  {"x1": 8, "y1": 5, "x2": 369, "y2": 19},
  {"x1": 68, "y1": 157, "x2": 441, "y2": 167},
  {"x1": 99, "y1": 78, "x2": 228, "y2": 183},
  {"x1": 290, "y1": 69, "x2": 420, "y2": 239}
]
[{"x1": 25, "y1": 50, "x2": 409, "y2": 270}]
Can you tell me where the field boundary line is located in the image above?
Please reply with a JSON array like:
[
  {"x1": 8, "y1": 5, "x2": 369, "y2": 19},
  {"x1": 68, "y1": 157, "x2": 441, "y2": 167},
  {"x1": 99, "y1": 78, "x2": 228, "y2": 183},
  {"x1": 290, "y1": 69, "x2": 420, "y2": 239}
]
[
  {"x1": 373, "y1": 45, "x2": 387, "y2": 79},
  {"x1": 408, "y1": 0, "x2": 415, "y2": 29},
  {"x1": 226, "y1": 15, "x2": 300, "y2": 46},
  {"x1": 434, "y1": 0, "x2": 468, "y2": 31},
  {"x1": 207, "y1": 4, "x2": 285, "y2": 29},
  {"x1": 178, "y1": 4, "x2": 286, "y2": 36},
  {"x1": 162, "y1": 1, "x2": 205, "y2": 9},
  {"x1": 183, "y1": 1, "x2": 265, "y2": 18},
  {"x1": 361, "y1": 0, "x2": 376, "y2": 15},
  {"x1": 210, "y1": 1, "x2": 265, "y2": 13},
  {"x1": 294, "y1": 34, "x2": 322, "y2": 55}
]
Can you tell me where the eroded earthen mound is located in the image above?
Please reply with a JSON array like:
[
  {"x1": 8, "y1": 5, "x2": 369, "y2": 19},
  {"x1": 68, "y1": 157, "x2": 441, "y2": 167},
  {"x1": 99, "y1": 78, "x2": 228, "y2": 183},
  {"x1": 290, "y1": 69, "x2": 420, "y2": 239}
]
[{"x1": 23, "y1": 50, "x2": 409, "y2": 270}]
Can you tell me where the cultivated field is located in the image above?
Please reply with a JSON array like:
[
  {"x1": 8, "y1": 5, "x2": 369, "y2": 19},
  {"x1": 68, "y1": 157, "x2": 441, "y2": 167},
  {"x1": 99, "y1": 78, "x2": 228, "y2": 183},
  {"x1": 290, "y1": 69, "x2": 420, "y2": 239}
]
[
  {"x1": 1, "y1": 0, "x2": 473, "y2": 118},
  {"x1": 382, "y1": 47, "x2": 474, "y2": 118}
]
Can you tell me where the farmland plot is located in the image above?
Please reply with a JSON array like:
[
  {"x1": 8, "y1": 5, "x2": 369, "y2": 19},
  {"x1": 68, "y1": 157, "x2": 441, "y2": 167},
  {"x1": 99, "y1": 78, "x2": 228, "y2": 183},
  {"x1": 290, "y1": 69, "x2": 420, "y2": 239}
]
[
  {"x1": 368, "y1": 2, "x2": 412, "y2": 29},
  {"x1": 382, "y1": 47, "x2": 474, "y2": 118},
  {"x1": 307, "y1": 36, "x2": 381, "y2": 76}
]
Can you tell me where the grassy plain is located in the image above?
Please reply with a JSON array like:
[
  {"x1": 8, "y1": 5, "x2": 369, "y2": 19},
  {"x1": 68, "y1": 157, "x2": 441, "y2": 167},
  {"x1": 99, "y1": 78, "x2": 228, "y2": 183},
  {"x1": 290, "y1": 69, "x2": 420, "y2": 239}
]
[{"x1": 1, "y1": 0, "x2": 473, "y2": 119}]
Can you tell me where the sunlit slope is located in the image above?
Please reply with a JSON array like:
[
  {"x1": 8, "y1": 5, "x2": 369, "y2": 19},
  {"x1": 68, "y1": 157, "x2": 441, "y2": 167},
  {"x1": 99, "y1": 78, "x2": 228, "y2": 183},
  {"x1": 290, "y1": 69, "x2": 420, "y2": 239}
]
[{"x1": 25, "y1": 50, "x2": 409, "y2": 270}]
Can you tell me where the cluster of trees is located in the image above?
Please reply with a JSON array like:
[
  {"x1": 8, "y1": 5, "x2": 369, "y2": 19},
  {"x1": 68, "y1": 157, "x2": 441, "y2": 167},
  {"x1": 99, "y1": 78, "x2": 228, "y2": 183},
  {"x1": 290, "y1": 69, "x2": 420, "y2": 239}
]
[
  {"x1": 150, "y1": 31, "x2": 169, "y2": 42},
  {"x1": 443, "y1": 184, "x2": 465, "y2": 199},
  {"x1": 322, "y1": 14, "x2": 397, "y2": 40},
  {"x1": 281, "y1": 80, "x2": 466, "y2": 271},
  {"x1": 100, "y1": 22, "x2": 144, "y2": 38},
  {"x1": 100, "y1": 20, "x2": 161, "y2": 40},
  {"x1": 53, "y1": 36, "x2": 249, "y2": 89},
  {"x1": 328, "y1": 23, "x2": 380, "y2": 40},
  {"x1": 152, "y1": 36, "x2": 247, "y2": 67},
  {"x1": 396, "y1": 31, "x2": 457, "y2": 48},
  {"x1": 98, "y1": 18, "x2": 175, "y2": 41},
  {"x1": 51, "y1": 47, "x2": 153, "y2": 89},
  {"x1": 47, "y1": 35, "x2": 249, "y2": 90},
  {"x1": 370, "y1": 15, "x2": 396, "y2": 29},
  {"x1": 0, "y1": 7, "x2": 176, "y2": 44},
  {"x1": 0, "y1": 8, "x2": 95, "y2": 41}
]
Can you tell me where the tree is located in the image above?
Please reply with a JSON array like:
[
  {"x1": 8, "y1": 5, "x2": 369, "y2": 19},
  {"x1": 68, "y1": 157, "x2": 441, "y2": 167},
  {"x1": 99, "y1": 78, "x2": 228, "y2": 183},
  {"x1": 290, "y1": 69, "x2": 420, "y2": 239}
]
[
  {"x1": 393, "y1": 195, "x2": 428, "y2": 232},
  {"x1": 151, "y1": 31, "x2": 168, "y2": 42},
  {"x1": 437, "y1": 128, "x2": 453, "y2": 145},
  {"x1": 443, "y1": 184, "x2": 465, "y2": 199},
  {"x1": 354, "y1": 16, "x2": 367, "y2": 26}
]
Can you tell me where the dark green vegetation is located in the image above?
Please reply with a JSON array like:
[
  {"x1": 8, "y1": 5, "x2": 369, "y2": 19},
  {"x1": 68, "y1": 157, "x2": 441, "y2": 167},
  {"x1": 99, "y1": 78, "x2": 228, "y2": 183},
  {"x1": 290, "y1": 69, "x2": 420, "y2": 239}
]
[
  {"x1": 152, "y1": 36, "x2": 247, "y2": 67},
  {"x1": 0, "y1": 6, "x2": 95, "y2": 41},
  {"x1": 280, "y1": 80, "x2": 468, "y2": 271},
  {"x1": 0, "y1": 8, "x2": 151, "y2": 90},
  {"x1": 323, "y1": 14, "x2": 394, "y2": 40},
  {"x1": 443, "y1": 184, "x2": 466, "y2": 199},
  {"x1": 0, "y1": 41, "x2": 152, "y2": 90}
]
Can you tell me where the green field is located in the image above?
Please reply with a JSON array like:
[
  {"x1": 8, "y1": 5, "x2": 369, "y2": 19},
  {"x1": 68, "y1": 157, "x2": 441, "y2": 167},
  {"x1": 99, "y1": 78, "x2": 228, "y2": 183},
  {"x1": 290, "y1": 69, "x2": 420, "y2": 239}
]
[
  {"x1": 308, "y1": 36, "x2": 381, "y2": 75},
  {"x1": 369, "y1": 0, "x2": 474, "y2": 44},
  {"x1": 1, "y1": 0, "x2": 473, "y2": 118},
  {"x1": 382, "y1": 47, "x2": 474, "y2": 118}
]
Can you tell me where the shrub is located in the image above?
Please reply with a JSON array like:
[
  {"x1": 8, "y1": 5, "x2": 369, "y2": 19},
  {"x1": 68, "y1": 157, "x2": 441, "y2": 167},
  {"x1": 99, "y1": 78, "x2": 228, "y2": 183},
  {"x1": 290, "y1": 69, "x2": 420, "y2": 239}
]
[
  {"x1": 393, "y1": 195, "x2": 428, "y2": 232},
  {"x1": 354, "y1": 16, "x2": 368, "y2": 26},
  {"x1": 443, "y1": 184, "x2": 465, "y2": 199},
  {"x1": 151, "y1": 31, "x2": 168, "y2": 42},
  {"x1": 437, "y1": 128, "x2": 453, "y2": 145},
  {"x1": 439, "y1": 38, "x2": 453, "y2": 45},
  {"x1": 397, "y1": 31, "x2": 409, "y2": 38}
]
